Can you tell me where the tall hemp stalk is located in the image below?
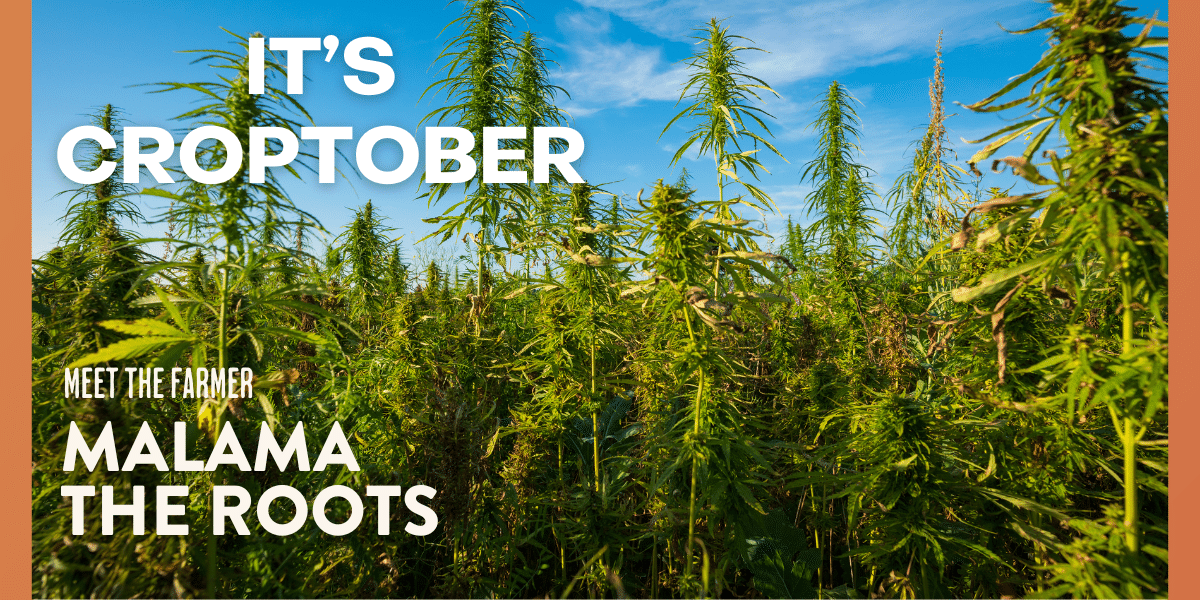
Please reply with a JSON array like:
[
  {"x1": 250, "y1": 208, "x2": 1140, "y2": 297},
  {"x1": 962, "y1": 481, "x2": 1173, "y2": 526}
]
[
  {"x1": 630, "y1": 179, "x2": 783, "y2": 595},
  {"x1": 887, "y1": 33, "x2": 971, "y2": 267},
  {"x1": 58, "y1": 105, "x2": 143, "y2": 247},
  {"x1": 955, "y1": 1, "x2": 1167, "y2": 595},
  {"x1": 421, "y1": 0, "x2": 532, "y2": 327},
  {"x1": 335, "y1": 200, "x2": 395, "y2": 338},
  {"x1": 552, "y1": 184, "x2": 604, "y2": 491},
  {"x1": 512, "y1": 30, "x2": 569, "y2": 274},
  {"x1": 657, "y1": 20, "x2": 788, "y2": 591},
  {"x1": 419, "y1": 2, "x2": 537, "y2": 572},
  {"x1": 883, "y1": 35, "x2": 976, "y2": 386},
  {"x1": 802, "y1": 82, "x2": 878, "y2": 359},
  {"x1": 562, "y1": 183, "x2": 624, "y2": 589},
  {"x1": 663, "y1": 17, "x2": 784, "y2": 256},
  {"x1": 54, "y1": 103, "x2": 146, "y2": 326}
]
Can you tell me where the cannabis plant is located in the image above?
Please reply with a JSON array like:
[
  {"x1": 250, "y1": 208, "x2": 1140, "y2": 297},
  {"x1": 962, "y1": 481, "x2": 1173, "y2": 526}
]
[
  {"x1": 663, "y1": 18, "x2": 784, "y2": 248},
  {"x1": 421, "y1": 0, "x2": 532, "y2": 307}
]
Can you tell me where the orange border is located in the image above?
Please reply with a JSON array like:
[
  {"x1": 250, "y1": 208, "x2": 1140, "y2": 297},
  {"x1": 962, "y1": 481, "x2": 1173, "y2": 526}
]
[
  {"x1": 1169, "y1": 0, "x2": 1191, "y2": 588},
  {"x1": 5, "y1": 0, "x2": 31, "y2": 589}
]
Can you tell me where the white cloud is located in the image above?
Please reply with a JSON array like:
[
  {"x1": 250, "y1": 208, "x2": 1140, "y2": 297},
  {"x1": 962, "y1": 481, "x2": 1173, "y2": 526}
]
[
  {"x1": 553, "y1": 0, "x2": 1038, "y2": 115},
  {"x1": 554, "y1": 8, "x2": 614, "y2": 36},
  {"x1": 659, "y1": 140, "x2": 706, "y2": 163},
  {"x1": 561, "y1": 103, "x2": 604, "y2": 118},
  {"x1": 549, "y1": 9, "x2": 690, "y2": 113}
]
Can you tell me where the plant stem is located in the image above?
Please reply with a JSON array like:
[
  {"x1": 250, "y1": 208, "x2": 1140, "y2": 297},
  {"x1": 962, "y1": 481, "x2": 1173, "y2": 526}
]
[
  {"x1": 591, "y1": 297, "x2": 600, "y2": 493},
  {"x1": 680, "y1": 307, "x2": 702, "y2": 582},
  {"x1": 1123, "y1": 416, "x2": 1138, "y2": 552},
  {"x1": 476, "y1": 227, "x2": 485, "y2": 337},
  {"x1": 713, "y1": 150, "x2": 725, "y2": 296},
  {"x1": 207, "y1": 478, "x2": 218, "y2": 597},
  {"x1": 557, "y1": 438, "x2": 565, "y2": 577},
  {"x1": 218, "y1": 264, "x2": 229, "y2": 375},
  {"x1": 206, "y1": 264, "x2": 231, "y2": 599},
  {"x1": 1121, "y1": 280, "x2": 1138, "y2": 553},
  {"x1": 686, "y1": 368, "x2": 705, "y2": 583}
]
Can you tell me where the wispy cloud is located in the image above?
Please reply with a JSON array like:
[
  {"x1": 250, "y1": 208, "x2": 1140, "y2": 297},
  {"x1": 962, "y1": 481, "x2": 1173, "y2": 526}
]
[
  {"x1": 551, "y1": 8, "x2": 689, "y2": 115},
  {"x1": 552, "y1": 0, "x2": 1038, "y2": 116},
  {"x1": 659, "y1": 140, "x2": 706, "y2": 163}
]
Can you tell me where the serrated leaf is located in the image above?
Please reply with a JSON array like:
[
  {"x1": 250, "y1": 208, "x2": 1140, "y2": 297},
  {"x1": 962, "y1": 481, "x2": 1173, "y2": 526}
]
[
  {"x1": 69, "y1": 336, "x2": 192, "y2": 368},
  {"x1": 99, "y1": 318, "x2": 188, "y2": 338}
]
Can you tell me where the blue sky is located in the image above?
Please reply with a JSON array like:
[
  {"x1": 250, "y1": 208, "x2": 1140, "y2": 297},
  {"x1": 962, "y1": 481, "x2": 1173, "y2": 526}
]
[{"x1": 32, "y1": 0, "x2": 1169, "y2": 263}]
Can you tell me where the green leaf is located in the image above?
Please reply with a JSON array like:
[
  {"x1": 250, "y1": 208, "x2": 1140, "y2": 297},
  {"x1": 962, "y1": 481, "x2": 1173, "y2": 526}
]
[
  {"x1": 69, "y1": 336, "x2": 193, "y2": 368},
  {"x1": 951, "y1": 254, "x2": 1055, "y2": 303},
  {"x1": 99, "y1": 318, "x2": 188, "y2": 338},
  {"x1": 965, "y1": 117, "x2": 1055, "y2": 166}
]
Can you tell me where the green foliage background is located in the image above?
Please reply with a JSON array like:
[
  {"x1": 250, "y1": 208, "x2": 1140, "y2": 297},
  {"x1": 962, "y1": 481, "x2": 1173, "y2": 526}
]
[{"x1": 32, "y1": 1, "x2": 1167, "y2": 598}]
